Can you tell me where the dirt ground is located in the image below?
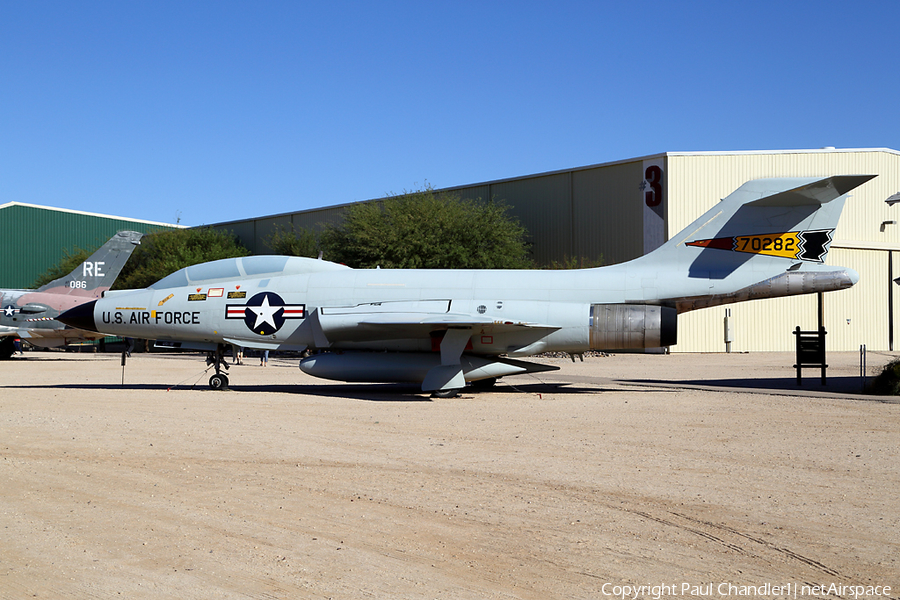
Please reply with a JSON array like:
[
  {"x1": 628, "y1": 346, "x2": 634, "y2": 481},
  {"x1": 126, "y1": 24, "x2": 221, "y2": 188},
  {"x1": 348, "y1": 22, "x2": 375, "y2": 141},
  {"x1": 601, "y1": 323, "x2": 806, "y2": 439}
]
[{"x1": 1, "y1": 349, "x2": 898, "y2": 599}]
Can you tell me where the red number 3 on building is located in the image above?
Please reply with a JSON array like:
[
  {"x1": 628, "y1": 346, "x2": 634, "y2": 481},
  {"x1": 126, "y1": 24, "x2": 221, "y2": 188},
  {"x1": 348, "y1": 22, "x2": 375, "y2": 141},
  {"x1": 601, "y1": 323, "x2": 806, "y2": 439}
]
[{"x1": 645, "y1": 165, "x2": 662, "y2": 207}]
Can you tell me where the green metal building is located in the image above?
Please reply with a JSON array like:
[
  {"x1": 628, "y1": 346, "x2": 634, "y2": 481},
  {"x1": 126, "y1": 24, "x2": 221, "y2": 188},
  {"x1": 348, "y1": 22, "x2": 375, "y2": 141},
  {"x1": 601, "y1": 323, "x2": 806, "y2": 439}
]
[{"x1": 0, "y1": 202, "x2": 180, "y2": 289}]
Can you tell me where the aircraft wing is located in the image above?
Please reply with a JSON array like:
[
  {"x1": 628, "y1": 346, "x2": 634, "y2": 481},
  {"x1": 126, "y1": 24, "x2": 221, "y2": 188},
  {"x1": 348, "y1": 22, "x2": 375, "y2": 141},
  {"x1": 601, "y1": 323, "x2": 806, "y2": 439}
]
[
  {"x1": 217, "y1": 309, "x2": 559, "y2": 354},
  {"x1": 14, "y1": 325, "x2": 107, "y2": 348},
  {"x1": 747, "y1": 175, "x2": 875, "y2": 206},
  {"x1": 310, "y1": 301, "x2": 560, "y2": 346}
]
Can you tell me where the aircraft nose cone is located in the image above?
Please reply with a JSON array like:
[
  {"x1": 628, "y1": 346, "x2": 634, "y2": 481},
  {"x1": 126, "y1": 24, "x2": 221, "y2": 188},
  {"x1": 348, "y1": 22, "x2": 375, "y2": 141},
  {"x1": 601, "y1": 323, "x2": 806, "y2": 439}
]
[{"x1": 59, "y1": 300, "x2": 99, "y2": 332}]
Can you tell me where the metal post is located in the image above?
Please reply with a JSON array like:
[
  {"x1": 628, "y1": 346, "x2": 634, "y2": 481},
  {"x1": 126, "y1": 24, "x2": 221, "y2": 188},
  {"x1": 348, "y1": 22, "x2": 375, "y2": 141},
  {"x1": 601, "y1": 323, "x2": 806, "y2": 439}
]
[
  {"x1": 889, "y1": 252, "x2": 894, "y2": 352},
  {"x1": 819, "y1": 326, "x2": 827, "y2": 385},
  {"x1": 724, "y1": 308, "x2": 733, "y2": 353},
  {"x1": 817, "y1": 292, "x2": 824, "y2": 332},
  {"x1": 860, "y1": 344, "x2": 867, "y2": 391}
]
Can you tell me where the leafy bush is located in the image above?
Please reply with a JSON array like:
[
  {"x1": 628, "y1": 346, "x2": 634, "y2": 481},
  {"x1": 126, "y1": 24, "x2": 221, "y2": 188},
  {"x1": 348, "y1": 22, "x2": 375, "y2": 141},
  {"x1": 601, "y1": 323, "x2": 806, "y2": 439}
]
[
  {"x1": 113, "y1": 227, "x2": 250, "y2": 289},
  {"x1": 265, "y1": 225, "x2": 320, "y2": 258},
  {"x1": 542, "y1": 255, "x2": 605, "y2": 270},
  {"x1": 320, "y1": 186, "x2": 533, "y2": 269},
  {"x1": 868, "y1": 358, "x2": 900, "y2": 395}
]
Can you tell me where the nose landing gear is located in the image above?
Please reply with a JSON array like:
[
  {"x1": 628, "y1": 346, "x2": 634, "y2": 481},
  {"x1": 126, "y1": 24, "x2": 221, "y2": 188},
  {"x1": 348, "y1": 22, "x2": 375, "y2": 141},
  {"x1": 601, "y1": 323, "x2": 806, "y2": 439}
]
[{"x1": 206, "y1": 344, "x2": 230, "y2": 390}]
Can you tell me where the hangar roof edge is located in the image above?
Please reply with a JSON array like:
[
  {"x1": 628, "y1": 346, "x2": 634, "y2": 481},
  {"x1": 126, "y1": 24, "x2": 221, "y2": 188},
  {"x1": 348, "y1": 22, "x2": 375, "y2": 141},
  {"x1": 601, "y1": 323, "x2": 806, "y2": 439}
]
[
  {"x1": 664, "y1": 147, "x2": 899, "y2": 158},
  {"x1": 440, "y1": 147, "x2": 900, "y2": 191},
  {"x1": 0, "y1": 201, "x2": 184, "y2": 228}
]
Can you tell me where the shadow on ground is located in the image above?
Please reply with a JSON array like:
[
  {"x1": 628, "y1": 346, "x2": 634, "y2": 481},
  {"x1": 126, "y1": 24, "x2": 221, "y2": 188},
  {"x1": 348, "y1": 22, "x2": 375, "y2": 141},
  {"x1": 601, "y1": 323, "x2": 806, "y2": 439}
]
[
  {"x1": 621, "y1": 375, "x2": 884, "y2": 399},
  {"x1": 0, "y1": 380, "x2": 632, "y2": 402}
]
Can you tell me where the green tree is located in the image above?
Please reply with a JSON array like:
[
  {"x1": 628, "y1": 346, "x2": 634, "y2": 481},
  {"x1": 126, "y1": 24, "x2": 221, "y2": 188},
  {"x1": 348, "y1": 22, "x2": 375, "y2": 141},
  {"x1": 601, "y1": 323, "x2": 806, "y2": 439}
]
[
  {"x1": 320, "y1": 187, "x2": 532, "y2": 269},
  {"x1": 542, "y1": 255, "x2": 605, "y2": 269},
  {"x1": 265, "y1": 224, "x2": 320, "y2": 258},
  {"x1": 113, "y1": 227, "x2": 250, "y2": 289},
  {"x1": 31, "y1": 247, "x2": 94, "y2": 288}
]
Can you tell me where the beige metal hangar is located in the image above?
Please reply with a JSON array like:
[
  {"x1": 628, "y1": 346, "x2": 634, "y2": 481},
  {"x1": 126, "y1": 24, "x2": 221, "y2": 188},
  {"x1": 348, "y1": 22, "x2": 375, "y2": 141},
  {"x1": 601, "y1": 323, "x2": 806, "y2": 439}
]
[
  {"x1": 209, "y1": 147, "x2": 900, "y2": 353},
  {"x1": 659, "y1": 148, "x2": 900, "y2": 353}
]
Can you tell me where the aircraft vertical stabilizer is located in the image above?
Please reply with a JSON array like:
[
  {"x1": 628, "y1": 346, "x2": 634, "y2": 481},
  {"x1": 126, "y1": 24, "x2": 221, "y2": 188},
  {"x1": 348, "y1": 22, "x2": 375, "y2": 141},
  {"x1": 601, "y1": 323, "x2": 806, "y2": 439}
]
[{"x1": 36, "y1": 230, "x2": 143, "y2": 296}]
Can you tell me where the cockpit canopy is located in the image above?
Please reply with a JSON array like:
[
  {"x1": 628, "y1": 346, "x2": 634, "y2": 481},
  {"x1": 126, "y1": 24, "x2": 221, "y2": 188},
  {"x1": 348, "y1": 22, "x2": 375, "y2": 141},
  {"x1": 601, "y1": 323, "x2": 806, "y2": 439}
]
[{"x1": 149, "y1": 255, "x2": 351, "y2": 290}]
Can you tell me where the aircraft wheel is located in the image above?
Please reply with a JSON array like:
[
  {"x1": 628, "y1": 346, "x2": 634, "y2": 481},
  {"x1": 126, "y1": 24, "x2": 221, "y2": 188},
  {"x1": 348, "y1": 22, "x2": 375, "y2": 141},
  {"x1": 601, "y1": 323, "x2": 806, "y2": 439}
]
[
  {"x1": 0, "y1": 337, "x2": 15, "y2": 360},
  {"x1": 209, "y1": 373, "x2": 229, "y2": 390},
  {"x1": 431, "y1": 388, "x2": 460, "y2": 398},
  {"x1": 470, "y1": 377, "x2": 497, "y2": 390}
]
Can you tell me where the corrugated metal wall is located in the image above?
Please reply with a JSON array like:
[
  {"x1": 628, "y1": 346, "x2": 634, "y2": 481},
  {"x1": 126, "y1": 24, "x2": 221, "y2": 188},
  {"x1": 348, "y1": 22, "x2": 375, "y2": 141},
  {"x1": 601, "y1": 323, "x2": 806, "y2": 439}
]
[
  {"x1": 0, "y1": 204, "x2": 175, "y2": 289},
  {"x1": 667, "y1": 149, "x2": 900, "y2": 352},
  {"x1": 677, "y1": 294, "x2": 819, "y2": 353},
  {"x1": 825, "y1": 248, "x2": 890, "y2": 352},
  {"x1": 675, "y1": 249, "x2": 888, "y2": 353},
  {"x1": 893, "y1": 250, "x2": 900, "y2": 353},
  {"x1": 489, "y1": 173, "x2": 573, "y2": 265},
  {"x1": 453, "y1": 164, "x2": 645, "y2": 265},
  {"x1": 572, "y1": 161, "x2": 645, "y2": 266}
]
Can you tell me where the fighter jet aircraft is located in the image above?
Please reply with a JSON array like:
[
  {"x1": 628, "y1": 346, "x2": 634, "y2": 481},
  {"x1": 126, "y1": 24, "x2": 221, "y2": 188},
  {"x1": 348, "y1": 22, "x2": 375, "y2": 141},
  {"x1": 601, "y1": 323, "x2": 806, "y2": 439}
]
[
  {"x1": 0, "y1": 230, "x2": 143, "y2": 359},
  {"x1": 59, "y1": 176, "x2": 873, "y2": 395}
]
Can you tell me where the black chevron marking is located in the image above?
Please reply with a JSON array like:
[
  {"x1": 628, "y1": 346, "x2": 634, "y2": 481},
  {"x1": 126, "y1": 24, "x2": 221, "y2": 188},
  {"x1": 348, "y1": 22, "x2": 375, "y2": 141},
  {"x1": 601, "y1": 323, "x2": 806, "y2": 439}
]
[{"x1": 797, "y1": 230, "x2": 833, "y2": 262}]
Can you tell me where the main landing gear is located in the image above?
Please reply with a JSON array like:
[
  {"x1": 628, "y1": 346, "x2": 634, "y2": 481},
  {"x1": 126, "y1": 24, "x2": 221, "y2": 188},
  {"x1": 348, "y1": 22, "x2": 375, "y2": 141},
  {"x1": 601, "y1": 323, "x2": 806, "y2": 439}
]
[
  {"x1": 206, "y1": 343, "x2": 230, "y2": 390},
  {"x1": 0, "y1": 337, "x2": 15, "y2": 360}
]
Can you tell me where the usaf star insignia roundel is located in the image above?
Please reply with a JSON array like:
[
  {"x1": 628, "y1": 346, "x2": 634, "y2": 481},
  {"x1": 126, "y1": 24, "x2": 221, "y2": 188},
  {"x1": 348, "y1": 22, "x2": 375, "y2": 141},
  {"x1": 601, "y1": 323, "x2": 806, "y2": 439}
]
[{"x1": 225, "y1": 291, "x2": 305, "y2": 335}]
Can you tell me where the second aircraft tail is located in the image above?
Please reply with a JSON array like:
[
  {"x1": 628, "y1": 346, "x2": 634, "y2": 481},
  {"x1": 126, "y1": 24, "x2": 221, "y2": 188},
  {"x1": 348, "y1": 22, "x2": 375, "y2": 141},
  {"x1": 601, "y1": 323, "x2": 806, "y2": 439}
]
[{"x1": 36, "y1": 230, "x2": 144, "y2": 297}]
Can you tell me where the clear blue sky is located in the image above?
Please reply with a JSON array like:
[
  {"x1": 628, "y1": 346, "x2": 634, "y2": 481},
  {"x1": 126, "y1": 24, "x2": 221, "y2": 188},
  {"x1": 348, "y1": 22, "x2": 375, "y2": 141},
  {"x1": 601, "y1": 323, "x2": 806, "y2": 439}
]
[{"x1": 3, "y1": 1, "x2": 898, "y2": 227}]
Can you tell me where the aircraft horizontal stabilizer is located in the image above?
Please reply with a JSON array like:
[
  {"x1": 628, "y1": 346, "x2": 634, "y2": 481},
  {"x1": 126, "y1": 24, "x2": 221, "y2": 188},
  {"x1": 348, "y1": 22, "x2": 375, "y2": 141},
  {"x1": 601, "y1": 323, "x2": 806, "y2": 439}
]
[{"x1": 748, "y1": 175, "x2": 876, "y2": 207}]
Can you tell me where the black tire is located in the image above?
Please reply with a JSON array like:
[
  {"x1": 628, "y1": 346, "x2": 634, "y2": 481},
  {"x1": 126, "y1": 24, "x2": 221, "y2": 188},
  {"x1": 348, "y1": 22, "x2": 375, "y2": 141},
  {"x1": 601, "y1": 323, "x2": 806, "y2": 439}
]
[
  {"x1": 209, "y1": 373, "x2": 229, "y2": 390},
  {"x1": 470, "y1": 377, "x2": 497, "y2": 390},
  {"x1": 0, "y1": 337, "x2": 15, "y2": 360},
  {"x1": 431, "y1": 388, "x2": 460, "y2": 398}
]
